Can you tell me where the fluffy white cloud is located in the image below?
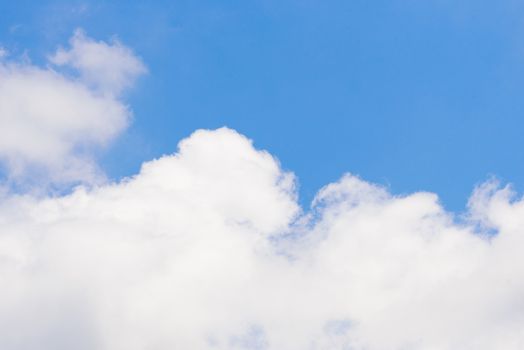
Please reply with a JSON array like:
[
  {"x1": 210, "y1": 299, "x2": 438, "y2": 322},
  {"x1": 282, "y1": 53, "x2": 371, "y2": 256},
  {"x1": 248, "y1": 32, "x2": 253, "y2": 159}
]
[
  {"x1": 0, "y1": 30, "x2": 144, "y2": 186},
  {"x1": 1, "y1": 127, "x2": 524, "y2": 350},
  {"x1": 2, "y1": 30, "x2": 524, "y2": 350},
  {"x1": 50, "y1": 29, "x2": 146, "y2": 95}
]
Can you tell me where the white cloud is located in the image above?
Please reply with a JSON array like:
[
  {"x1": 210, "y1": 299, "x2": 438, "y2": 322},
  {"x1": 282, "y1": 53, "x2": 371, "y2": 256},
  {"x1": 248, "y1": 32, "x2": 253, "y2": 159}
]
[
  {"x1": 50, "y1": 29, "x2": 146, "y2": 96},
  {"x1": 2, "y1": 30, "x2": 524, "y2": 350},
  {"x1": 0, "y1": 30, "x2": 145, "y2": 186},
  {"x1": 1, "y1": 127, "x2": 524, "y2": 349}
]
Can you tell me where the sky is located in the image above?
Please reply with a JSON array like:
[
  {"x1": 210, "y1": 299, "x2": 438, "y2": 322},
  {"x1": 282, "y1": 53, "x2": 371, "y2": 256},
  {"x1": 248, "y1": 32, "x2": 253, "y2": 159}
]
[
  {"x1": 2, "y1": 1, "x2": 524, "y2": 349},
  {"x1": 2, "y1": 0, "x2": 524, "y2": 209}
]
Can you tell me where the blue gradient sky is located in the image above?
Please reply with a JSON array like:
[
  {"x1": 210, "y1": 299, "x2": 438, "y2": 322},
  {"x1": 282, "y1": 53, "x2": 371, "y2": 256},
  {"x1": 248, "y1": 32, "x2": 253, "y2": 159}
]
[{"x1": 2, "y1": 0, "x2": 524, "y2": 211}]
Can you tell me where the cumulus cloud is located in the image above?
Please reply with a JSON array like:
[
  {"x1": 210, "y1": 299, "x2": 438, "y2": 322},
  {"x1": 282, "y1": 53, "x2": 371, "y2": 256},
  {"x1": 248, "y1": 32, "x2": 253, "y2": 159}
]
[
  {"x1": 0, "y1": 30, "x2": 144, "y2": 186},
  {"x1": 50, "y1": 29, "x2": 146, "y2": 95},
  {"x1": 1, "y1": 127, "x2": 524, "y2": 350},
  {"x1": 2, "y1": 30, "x2": 524, "y2": 350}
]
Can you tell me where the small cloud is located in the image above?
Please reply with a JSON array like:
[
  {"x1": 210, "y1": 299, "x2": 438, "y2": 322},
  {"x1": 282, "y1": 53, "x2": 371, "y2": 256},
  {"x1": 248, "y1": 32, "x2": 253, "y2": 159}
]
[
  {"x1": 49, "y1": 28, "x2": 147, "y2": 96},
  {"x1": 0, "y1": 29, "x2": 145, "y2": 187}
]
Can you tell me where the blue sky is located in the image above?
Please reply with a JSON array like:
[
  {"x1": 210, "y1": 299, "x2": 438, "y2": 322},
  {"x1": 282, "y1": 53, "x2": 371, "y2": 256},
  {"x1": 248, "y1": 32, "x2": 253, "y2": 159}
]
[{"x1": 2, "y1": 0, "x2": 524, "y2": 210}]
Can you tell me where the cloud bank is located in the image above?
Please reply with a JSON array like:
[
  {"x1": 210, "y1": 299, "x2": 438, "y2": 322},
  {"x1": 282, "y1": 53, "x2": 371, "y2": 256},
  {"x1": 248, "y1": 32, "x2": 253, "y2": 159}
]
[
  {"x1": 0, "y1": 127, "x2": 523, "y2": 349},
  {"x1": 0, "y1": 30, "x2": 145, "y2": 186},
  {"x1": 1, "y1": 32, "x2": 524, "y2": 350}
]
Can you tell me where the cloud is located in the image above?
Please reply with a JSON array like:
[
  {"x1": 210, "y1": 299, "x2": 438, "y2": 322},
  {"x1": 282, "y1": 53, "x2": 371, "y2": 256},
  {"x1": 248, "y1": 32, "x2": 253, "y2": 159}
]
[
  {"x1": 2, "y1": 29, "x2": 524, "y2": 350},
  {"x1": 0, "y1": 30, "x2": 144, "y2": 187},
  {"x1": 50, "y1": 29, "x2": 146, "y2": 96},
  {"x1": 1, "y1": 127, "x2": 524, "y2": 349}
]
